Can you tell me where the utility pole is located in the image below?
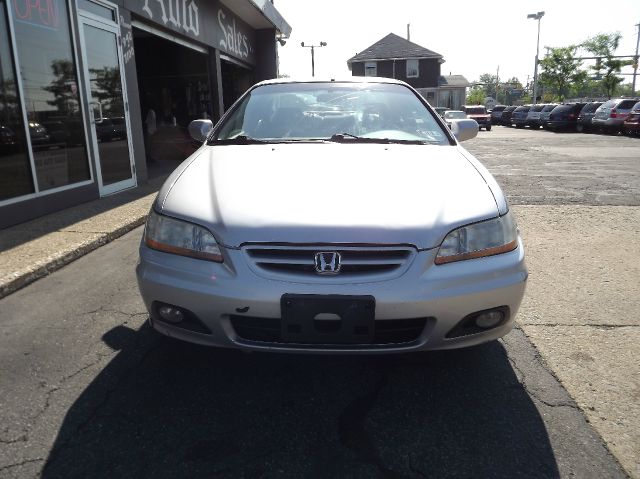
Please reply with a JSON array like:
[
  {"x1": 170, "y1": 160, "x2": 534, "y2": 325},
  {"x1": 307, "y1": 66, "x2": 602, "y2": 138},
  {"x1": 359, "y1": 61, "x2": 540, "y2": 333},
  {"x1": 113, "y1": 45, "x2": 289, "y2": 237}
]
[
  {"x1": 495, "y1": 65, "x2": 500, "y2": 104},
  {"x1": 632, "y1": 22, "x2": 640, "y2": 95},
  {"x1": 527, "y1": 11, "x2": 545, "y2": 104},
  {"x1": 300, "y1": 41, "x2": 327, "y2": 77}
]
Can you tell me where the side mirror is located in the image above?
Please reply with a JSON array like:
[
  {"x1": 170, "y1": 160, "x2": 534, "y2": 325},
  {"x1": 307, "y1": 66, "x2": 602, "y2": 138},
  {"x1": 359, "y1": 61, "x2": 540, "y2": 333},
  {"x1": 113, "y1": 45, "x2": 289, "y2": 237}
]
[
  {"x1": 449, "y1": 119, "x2": 478, "y2": 142},
  {"x1": 188, "y1": 119, "x2": 213, "y2": 142}
]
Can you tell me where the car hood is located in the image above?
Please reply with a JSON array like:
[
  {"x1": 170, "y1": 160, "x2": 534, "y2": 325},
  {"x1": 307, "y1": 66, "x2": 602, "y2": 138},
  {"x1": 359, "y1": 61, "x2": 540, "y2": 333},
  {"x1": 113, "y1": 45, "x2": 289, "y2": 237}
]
[{"x1": 158, "y1": 143, "x2": 500, "y2": 249}]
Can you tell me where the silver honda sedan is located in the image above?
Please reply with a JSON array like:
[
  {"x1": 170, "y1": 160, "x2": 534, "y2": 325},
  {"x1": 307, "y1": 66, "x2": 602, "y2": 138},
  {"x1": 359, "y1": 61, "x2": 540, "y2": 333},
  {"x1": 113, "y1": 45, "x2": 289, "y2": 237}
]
[{"x1": 136, "y1": 78, "x2": 527, "y2": 353}]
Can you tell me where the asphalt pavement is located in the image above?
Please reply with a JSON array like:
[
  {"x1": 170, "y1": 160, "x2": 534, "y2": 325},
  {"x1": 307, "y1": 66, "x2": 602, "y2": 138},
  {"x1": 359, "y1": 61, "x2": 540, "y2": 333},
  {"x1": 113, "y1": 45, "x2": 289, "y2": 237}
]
[{"x1": 0, "y1": 126, "x2": 638, "y2": 478}]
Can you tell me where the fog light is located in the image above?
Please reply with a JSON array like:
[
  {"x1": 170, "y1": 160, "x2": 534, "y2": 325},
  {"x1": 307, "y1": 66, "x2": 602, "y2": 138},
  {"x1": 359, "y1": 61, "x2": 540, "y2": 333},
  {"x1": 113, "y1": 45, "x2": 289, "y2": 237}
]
[
  {"x1": 475, "y1": 311, "x2": 504, "y2": 329},
  {"x1": 158, "y1": 305, "x2": 184, "y2": 324}
]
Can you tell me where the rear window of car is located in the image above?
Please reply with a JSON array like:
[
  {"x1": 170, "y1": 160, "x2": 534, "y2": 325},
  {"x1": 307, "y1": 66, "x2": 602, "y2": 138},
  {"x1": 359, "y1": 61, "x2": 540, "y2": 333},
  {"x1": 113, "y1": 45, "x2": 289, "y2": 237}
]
[
  {"x1": 514, "y1": 106, "x2": 530, "y2": 112},
  {"x1": 465, "y1": 107, "x2": 486, "y2": 114},
  {"x1": 530, "y1": 105, "x2": 544, "y2": 112},
  {"x1": 581, "y1": 103, "x2": 601, "y2": 113},
  {"x1": 552, "y1": 105, "x2": 572, "y2": 113},
  {"x1": 618, "y1": 100, "x2": 637, "y2": 110},
  {"x1": 632, "y1": 102, "x2": 640, "y2": 112},
  {"x1": 600, "y1": 100, "x2": 617, "y2": 109},
  {"x1": 541, "y1": 105, "x2": 556, "y2": 112},
  {"x1": 492, "y1": 105, "x2": 506, "y2": 112}
]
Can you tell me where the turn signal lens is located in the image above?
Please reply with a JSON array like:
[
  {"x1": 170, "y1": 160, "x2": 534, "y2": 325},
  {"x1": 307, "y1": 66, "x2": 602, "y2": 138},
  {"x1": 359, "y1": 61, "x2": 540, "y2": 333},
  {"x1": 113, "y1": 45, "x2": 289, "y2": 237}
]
[{"x1": 144, "y1": 209, "x2": 223, "y2": 262}]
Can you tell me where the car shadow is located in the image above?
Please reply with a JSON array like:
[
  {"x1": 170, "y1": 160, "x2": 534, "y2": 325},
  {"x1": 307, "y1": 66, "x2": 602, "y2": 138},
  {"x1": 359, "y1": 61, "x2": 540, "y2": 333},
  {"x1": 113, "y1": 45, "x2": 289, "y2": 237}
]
[{"x1": 41, "y1": 323, "x2": 560, "y2": 479}]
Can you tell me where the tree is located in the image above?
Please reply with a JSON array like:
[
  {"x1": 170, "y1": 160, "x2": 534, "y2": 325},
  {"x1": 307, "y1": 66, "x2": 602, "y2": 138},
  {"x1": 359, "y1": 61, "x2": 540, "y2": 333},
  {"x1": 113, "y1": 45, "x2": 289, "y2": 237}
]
[
  {"x1": 582, "y1": 33, "x2": 632, "y2": 98},
  {"x1": 538, "y1": 46, "x2": 586, "y2": 101},
  {"x1": 466, "y1": 87, "x2": 485, "y2": 105},
  {"x1": 477, "y1": 73, "x2": 498, "y2": 98},
  {"x1": 43, "y1": 60, "x2": 81, "y2": 115}
]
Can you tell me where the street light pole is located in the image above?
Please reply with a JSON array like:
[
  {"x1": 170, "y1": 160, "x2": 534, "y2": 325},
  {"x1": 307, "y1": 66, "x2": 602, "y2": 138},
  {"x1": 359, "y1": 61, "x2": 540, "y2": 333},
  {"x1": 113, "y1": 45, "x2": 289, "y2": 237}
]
[
  {"x1": 632, "y1": 22, "x2": 640, "y2": 96},
  {"x1": 300, "y1": 41, "x2": 327, "y2": 77},
  {"x1": 527, "y1": 11, "x2": 545, "y2": 104}
]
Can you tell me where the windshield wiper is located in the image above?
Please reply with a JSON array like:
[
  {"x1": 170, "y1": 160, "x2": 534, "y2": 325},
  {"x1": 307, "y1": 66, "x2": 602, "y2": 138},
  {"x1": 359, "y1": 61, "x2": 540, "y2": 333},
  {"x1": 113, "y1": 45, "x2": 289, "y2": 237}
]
[
  {"x1": 328, "y1": 133, "x2": 432, "y2": 145},
  {"x1": 210, "y1": 135, "x2": 269, "y2": 145}
]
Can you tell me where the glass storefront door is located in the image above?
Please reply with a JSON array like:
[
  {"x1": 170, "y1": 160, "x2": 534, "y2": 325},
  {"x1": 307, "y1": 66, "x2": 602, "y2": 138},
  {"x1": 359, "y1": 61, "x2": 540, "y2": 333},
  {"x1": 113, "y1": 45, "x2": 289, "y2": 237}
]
[{"x1": 78, "y1": 11, "x2": 135, "y2": 195}]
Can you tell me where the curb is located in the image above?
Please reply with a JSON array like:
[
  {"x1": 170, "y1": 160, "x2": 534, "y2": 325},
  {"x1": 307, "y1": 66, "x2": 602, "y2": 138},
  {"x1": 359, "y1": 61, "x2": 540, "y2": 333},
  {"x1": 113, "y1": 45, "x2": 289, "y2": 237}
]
[{"x1": 0, "y1": 215, "x2": 147, "y2": 301}]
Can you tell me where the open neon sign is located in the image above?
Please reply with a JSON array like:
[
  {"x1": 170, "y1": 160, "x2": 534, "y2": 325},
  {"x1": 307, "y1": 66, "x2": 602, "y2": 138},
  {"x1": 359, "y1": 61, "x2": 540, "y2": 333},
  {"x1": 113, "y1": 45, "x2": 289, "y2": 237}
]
[{"x1": 12, "y1": 0, "x2": 60, "y2": 29}]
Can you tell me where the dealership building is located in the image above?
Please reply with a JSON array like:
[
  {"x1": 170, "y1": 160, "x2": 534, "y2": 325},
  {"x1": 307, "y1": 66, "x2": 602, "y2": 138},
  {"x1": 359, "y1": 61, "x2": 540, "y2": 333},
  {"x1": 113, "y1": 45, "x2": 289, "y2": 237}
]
[{"x1": 0, "y1": 0, "x2": 290, "y2": 228}]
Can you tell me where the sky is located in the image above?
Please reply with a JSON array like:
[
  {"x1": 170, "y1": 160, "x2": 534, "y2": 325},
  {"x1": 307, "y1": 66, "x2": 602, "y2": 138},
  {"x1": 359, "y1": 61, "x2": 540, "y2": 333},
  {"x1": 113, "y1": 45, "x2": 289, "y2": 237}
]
[{"x1": 274, "y1": 0, "x2": 640, "y2": 87}]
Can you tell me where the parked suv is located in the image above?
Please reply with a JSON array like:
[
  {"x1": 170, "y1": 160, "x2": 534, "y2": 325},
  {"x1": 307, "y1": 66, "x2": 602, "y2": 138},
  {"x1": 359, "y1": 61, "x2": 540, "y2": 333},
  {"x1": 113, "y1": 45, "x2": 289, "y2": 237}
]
[
  {"x1": 622, "y1": 101, "x2": 640, "y2": 136},
  {"x1": 540, "y1": 104, "x2": 558, "y2": 129},
  {"x1": 576, "y1": 102, "x2": 603, "y2": 133},
  {"x1": 500, "y1": 106, "x2": 517, "y2": 126},
  {"x1": 490, "y1": 105, "x2": 507, "y2": 125},
  {"x1": 546, "y1": 103, "x2": 586, "y2": 131},
  {"x1": 461, "y1": 105, "x2": 491, "y2": 130},
  {"x1": 512, "y1": 105, "x2": 531, "y2": 128},
  {"x1": 525, "y1": 104, "x2": 545, "y2": 129},
  {"x1": 592, "y1": 98, "x2": 639, "y2": 133}
]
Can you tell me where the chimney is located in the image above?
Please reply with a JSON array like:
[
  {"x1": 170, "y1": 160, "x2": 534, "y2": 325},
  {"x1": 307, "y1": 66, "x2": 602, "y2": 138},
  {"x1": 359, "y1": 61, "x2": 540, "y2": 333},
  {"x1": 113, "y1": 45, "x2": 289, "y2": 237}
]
[{"x1": 407, "y1": 23, "x2": 410, "y2": 41}]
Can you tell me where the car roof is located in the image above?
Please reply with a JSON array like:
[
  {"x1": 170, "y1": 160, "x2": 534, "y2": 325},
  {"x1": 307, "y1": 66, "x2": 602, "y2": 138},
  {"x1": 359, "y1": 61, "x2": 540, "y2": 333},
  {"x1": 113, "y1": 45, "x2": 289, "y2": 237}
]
[{"x1": 254, "y1": 76, "x2": 409, "y2": 87}]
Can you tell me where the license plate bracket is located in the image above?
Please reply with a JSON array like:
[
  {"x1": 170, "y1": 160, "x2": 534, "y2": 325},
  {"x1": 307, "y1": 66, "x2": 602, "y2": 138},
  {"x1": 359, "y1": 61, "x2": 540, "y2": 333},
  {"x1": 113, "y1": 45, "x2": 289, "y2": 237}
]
[{"x1": 280, "y1": 294, "x2": 375, "y2": 344}]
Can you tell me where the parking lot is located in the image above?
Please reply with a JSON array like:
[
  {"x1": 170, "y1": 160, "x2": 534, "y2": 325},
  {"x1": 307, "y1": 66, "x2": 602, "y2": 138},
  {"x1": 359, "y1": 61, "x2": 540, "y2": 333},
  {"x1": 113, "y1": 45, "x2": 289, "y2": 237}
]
[
  {"x1": 467, "y1": 126, "x2": 640, "y2": 478},
  {"x1": 0, "y1": 126, "x2": 638, "y2": 478}
]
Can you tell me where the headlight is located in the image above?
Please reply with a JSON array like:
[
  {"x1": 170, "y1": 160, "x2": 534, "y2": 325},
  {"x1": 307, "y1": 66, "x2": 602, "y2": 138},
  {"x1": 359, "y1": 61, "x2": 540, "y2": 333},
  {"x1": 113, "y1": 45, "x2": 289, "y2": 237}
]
[
  {"x1": 144, "y1": 209, "x2": 223, "y2": 262},
  {"x1": 435, "y1": 212, "x2": 518, "y2": 265}
]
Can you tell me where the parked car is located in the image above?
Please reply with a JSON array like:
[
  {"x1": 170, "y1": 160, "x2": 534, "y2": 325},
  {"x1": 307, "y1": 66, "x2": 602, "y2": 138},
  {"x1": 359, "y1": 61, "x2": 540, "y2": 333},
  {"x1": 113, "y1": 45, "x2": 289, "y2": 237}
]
[
  {"x1": 95, "y1": 118, "x2": 116, "y2": 142},
  {"x1": 0, "y1": 125, "x2": 18, "y2": 149},
  {"x1": 461, "y1": 105, "x2": 491, "y2": 130},
  {"x1": 28, "y1": 122, "x2": 50, "y2": 148},
  {"x1": 490, "y1": 105, "x2": 507, "y2": 125},
  {"x1": 136, "y1": 78, "x2": 526, "y2": 353},
  {"x1": 576, "y1": 102, "x2": 603, "y2": 133},
  {"x1": 592, "y1": 98, "x2": 639, "y2": 134},
  {"x1": 622, "y1": 101, "x2": 640, "y2": 136},
  {"x1": 546, "y1": 103, "x2": 586, "y2": 131},
  {"x1": 443, "y1": 110, "x2": 469, "y2": 128},
  {"x1": 500, "y1": 106, "x2": 517, "y2": 126},
  {"x1": 434, "y1": 107, "x2": 450, "y2": 118},
  {"x1": 540, "y1": 104, "x2": 558, "y2": 129},
  {"x1": 511, "y1": 105, "x2": 531, "y2": 128},
  {"x1": 525, "y1": 104, "x2": 545, "y2": 129},
  {"x1": 42, "y1": 121, "x2": 70, "y2": 146}
]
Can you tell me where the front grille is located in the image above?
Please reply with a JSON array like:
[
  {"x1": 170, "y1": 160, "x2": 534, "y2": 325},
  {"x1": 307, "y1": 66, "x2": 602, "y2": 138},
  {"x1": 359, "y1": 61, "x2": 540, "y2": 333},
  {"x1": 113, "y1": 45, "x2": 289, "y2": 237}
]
[
  {"x1": 230, "y1": 315, "x2": 428, "y2": 346},
  {"x1": 244, "y1": 245, "x2": 413, "y2": 279}
]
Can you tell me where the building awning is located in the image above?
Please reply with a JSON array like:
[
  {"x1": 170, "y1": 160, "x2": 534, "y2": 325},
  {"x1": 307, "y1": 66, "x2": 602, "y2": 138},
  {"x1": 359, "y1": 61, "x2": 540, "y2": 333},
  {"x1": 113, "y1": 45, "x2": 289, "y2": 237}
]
[{"x1": 221, "y1": 0, "x2": 292, "y2": 37}]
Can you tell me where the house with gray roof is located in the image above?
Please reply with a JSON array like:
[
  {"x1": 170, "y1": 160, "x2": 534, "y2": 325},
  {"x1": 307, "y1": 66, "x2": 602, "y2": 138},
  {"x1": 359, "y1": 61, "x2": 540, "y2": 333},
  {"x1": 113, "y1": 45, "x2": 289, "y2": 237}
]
[{"x1": 347, "y1": 33, "x2": 470, "y2": 109}]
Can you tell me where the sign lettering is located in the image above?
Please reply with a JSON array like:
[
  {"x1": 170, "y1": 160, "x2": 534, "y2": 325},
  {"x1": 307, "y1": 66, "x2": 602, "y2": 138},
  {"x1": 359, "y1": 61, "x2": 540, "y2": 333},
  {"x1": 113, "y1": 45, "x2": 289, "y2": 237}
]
[
  {"x1": 141, "y1": 0, "x2": 199, "y2": 37},
  {"x1": 217, "y1": 8, "x2": 252, "y2": 59},
  {"x1": 12, "y1": 0, "x2": 60, "y2": 29}
]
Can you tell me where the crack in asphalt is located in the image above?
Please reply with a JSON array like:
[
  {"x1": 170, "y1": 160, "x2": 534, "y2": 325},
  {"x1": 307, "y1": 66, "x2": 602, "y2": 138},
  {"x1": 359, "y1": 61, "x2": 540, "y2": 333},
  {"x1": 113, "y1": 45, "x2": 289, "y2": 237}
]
[
  {"x1": 0, "y1": 457, "x2": 44, "y2": 473},
  {"x1": 337, "y1": 364, "x2": 414, "y2": 479},
  {"x1": 522, "y1": 323, "x2": 639, "y2": 329},
  {"x1": 506, "y1": 347, "x2": 579, "y2": 410},
  {"x1": 0, "y1": 435, "x2": 27, "y2": 445},
  {"x1": 41, "y1": 333, "x2": 161, "y2": 474}
]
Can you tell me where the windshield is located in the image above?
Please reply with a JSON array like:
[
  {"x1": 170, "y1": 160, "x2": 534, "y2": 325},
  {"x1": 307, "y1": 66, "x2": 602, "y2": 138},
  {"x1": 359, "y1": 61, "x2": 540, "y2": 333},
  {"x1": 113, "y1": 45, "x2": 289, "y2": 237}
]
[
  {"x1": 465, "y1": 107, "x2": 485, "y2": 115},
  {"x1": 213, "y1": 82, "x2": 449, "y2": 145},
  {"x1": 444, "y1": 111, "x2": 467, "y2": 119}
]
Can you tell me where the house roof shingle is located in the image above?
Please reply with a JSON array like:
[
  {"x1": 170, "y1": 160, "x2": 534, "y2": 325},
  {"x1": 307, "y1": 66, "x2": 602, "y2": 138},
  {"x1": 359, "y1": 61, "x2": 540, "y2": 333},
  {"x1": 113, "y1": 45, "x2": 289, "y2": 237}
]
[
  {"x1": 347, "y1": 33, "x2": 443, "y2": 63},
  {"x1": 439, "y1": 75, "x2": 470, "y2": 87}
]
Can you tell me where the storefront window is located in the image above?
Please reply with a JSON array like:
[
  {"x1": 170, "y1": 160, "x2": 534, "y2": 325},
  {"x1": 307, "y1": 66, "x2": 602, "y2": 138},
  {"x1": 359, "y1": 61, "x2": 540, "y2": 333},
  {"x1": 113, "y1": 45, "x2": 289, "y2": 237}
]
[
  {"x1": 0, "y1": 1, "x2": 33, "y2": 201},
  {"x1": 11, "y1": 0, "x2": 90, "y2": 191}
]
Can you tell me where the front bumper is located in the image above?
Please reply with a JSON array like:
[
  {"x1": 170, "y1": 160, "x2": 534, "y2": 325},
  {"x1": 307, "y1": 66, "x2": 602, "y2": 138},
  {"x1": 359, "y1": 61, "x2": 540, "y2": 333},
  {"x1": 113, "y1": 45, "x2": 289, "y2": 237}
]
[{"x1": 136, "y1": 239, "x2": 528, "y2": 353}]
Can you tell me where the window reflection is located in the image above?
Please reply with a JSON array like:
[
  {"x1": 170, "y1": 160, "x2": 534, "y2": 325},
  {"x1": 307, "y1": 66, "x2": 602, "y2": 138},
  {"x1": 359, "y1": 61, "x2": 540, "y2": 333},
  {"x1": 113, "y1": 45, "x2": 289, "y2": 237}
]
[
  {"x1": 0, "y1": 2, "x2": 33, "y2": 201},
  {"x1": 11, "y1": 0, "x2": 90, "y2": 191}
]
